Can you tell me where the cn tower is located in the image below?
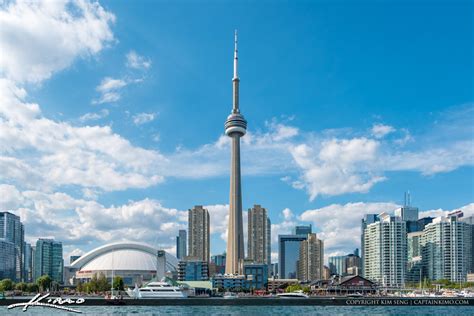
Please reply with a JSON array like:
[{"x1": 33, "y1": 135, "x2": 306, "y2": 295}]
[{"x1": 225, "y1": 30, "x2": 247, "y2": 274}]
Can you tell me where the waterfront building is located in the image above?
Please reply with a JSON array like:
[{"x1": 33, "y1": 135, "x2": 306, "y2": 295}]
[
  {"x1": 297, "y1": 233, "x2": 324, "y2": 282},
  {"x1": 406, "y1": 231, "x2": 423, "y2": 283},
  {"x1": 328, "y1": 255, "x2": 347, "y2": 276},
  {"x1": 363, "y1": 213, "x2": 407, "y2": 288},
  {"x1": 0, "y1": 240, "x2": 15, "y2": 280},
  {"x1": 23, "y1": 242, "x2": 33, "y2": 283},
  {"x1": 212, "y1": 274, "x2": 246, "y2": 290},
  {"x1": 177, "y1": 258, "x2": 209, "y2": 281},
  {"x1": 225, "y1": 31, "x2": 247, "y2": 275},
  {"x1": 188, "y1": 206, "x2": 210, "y2": 262},
  {"x1": 247, "y1": 205, "x2": 271, "y2": 265},
  {"x1": 243, "y1": 263, "x2": 268, "y2": 290},
  {"x1": 345, "y1": 253, "x2": 362, "y2": 276},
  {"x1": 360, "y1": 213, "x2": 378, "y2": 276},
  {"x1": 421, "y1": 213, "x2": 471, "y2": 282},
  {"x1": 70, "y1": 242, "x2": 178, "y2": 286},
  {"x1": 34, "y1": 239, "x2": 63, "y2": 283},
  {"x1": 0, "y1": 211, "x2": 24, "y2": 282},
  {"x1": 459, "y1": 215, "x2": 474, "y2": 273},
  {"x1": 278, "y1": 234, "x2": 308, "y2": 279},
  {"x1": 267, "y1": 278, "x2": 298, "y2": 292},
  {"x1": 176, "y1": 229, "x2": 187, "y2": 260}
]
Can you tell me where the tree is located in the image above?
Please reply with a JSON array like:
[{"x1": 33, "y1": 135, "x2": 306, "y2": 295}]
[
  {"x1": 15, "y1": 282, "x2": 28, "y2": 292},
  {"x1": 113, "y1": 276, "x2": 124, "y2": 291},
  {"x1": 36, "y1": 275, "x2": 52, "y2": 292},
  {"x1": 27, "y1": 283, "x2": 39, "y2": 293},
  {"x1": 0, "y1": 279, "x2": 14, "y2": 291},
  {"x1": 97, "y1": 273, "x2": 109, "y2": 292},
  {"x1": 285, "y1": 284, "x2": 303, "y2": 293}
]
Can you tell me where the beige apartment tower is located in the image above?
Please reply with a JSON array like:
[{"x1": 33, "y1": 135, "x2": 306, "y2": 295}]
[
  {"x1": 188, "y1": 205, "x2": 210, "y2": 262},
  {"x1": 247, "y1": 205, "x2": 271, "y2": 265},
  {"x1": 224, "y1": 31, "x2": 247, "y2": 274},
  {"x1": 297, "y1": 233, "x2": 324, "y2": 282}
]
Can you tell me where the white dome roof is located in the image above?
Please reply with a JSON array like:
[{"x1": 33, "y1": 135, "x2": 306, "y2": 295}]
[{"x1": 70, "y1": 242, "x2": 178, "y2": 272}]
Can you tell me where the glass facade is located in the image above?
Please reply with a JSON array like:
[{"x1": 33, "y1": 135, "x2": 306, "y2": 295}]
[
  {"x1": 34, "y1": 239, "x2": 63, "y2": 283},
  {"x1": 0, "y1": 212, "x2": 24, "y2": 282},
  {"x1": 243, "y1": 264, "x2": 268, "y2": 290},
  {"x1": 328, "y1": 255, "x2": 347, "y2": 276},
  {"x1": 176, "y1": 230, "x2": 187, "y2": 260},
  {"x1": 177, "y1": 260, "x2": 209, "y2": 281},
  {"x1": 278, "y1": 235, "x2": 307, "y2": 279},
  {"x1": 0, "y1": 240, "x2": 15, "y2": 280}
]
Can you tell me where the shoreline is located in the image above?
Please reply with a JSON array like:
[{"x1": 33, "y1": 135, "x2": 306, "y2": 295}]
[{"x1": 1, "y1": 297, "x2": 473, "y2": 306}]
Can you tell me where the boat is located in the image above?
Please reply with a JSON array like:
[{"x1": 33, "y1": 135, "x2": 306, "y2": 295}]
[
  {"x1": 277, "y1": 290, "x2": 309, "y2": 298},
  {"x1": 223, "y1": 292, "x2": 238, "y2": 299},
  {"x1": 126, "y1": 279, "x2": 188, "y2": 299},
  {"x1": 105, "y1": 252, "x2": 126, "y2": 304}
]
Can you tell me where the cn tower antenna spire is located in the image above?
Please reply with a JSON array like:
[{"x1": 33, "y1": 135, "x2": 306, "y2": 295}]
[{"x1": 234, "y1": 30, "x2": 238, "y2": 79}]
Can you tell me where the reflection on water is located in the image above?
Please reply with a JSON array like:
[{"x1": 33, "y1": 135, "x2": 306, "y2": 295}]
[{"x1": 2, "y1": 305, "x2": 474, "y2": 316}]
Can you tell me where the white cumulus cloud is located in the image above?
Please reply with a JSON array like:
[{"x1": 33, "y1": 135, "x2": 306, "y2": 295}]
[{"x1": 0, "y1": 0, "x2": 115, "y2": 83}]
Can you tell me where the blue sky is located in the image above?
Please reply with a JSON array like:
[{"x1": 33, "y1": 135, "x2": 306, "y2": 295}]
[{"x1": 0, "y1": 0, "x2": 472, "y2": 263}]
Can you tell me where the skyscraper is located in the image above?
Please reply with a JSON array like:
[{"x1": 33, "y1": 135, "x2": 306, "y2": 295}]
[
  {"x1": 297, "y1": 233, "x2": 324, "y2": 282},
  {"x1": 188, "y1": 206, "x2": 210, "y2": 262},
  {"x1": 0, "y1": 211, "x2": 24, "y2": 282},
  {"x1": 421, "y1": 213, "x2": 471, "y2": 282},
  {"x1": 23, "y1": 242, "x2": 33, "y2": 283},
  {"x1": 247, "y1": 205, "x2": 271, "y2": 265},
  {"x1": 363, "y1": 213, "x2": 407, "y2": 287},
  {"x1": 328, "y1": 255, "x2": 347, "y2": 276},
  {"x1": 294, "y1": 225, "x2": 312, "y2": 235},
  {"x1": 34, "y1": 239, "x2": 63, "y2": 283},
  {"x1": 176, "y1": 229, "x2": 187, "y2": 260},
  {"x1": 459, "y1": 215, "x2": 473, "y2": 273},
  {"x1": 225, "y1": 31, "x2": 247, "y2": 274},
  {"x1": 278, "y1": 234, "x2": 308, "y2": 279}
]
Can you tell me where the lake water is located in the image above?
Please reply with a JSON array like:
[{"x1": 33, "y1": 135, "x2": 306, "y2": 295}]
[{"x1": 2, "y1": 305, "x2": 474, "y2": 315}]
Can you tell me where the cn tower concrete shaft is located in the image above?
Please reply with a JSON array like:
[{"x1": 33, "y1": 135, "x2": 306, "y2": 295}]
[{"x1": 224, "y1": 31, "x2": 247, "y2": 274}]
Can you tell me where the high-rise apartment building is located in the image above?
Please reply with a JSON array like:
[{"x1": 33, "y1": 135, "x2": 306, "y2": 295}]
[
  {"x1": 421, "y1": 213, "x2": 471, "y2": 282},
  {"x1": 247, "y1": 205, "x2": 271, "y2": 265},
  {"x1": 188, "y1": 206, "x2": 210, "y2": 262},
  {"x1": 360, "y1": 214, "x2": 378, "y2": 276},
  {"x1": 34, "y1": 239, "x2": 63, "y2": 283},
  {"x1": 176, "y1": 229, "x2": 187, "y2": 260},
  {"x1": 363, "y1": 213, "x2": 407, "y2": 287},
  {"x1": 0, "y1": 211, "x2": 24, "y2": 281},
  {"x1": 297, "y1": 233, "x2": 324, "y2": 282}
]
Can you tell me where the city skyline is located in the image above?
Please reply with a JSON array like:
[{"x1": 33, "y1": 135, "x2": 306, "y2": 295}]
[{"x1": 0, "y1": 0, "x2": 473, "y2": 265}]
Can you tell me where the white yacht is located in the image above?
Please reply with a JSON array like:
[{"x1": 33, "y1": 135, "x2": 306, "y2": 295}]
[
  {"x1": 277, "y1": 291, "x2": 309, "y2": 298},
  {"x1": 126, "y1": 280, "x2": 188, "y2": 299}
]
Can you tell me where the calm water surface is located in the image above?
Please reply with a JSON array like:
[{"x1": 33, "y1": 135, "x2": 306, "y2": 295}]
[{"x1": 2, "y1": 306, "x2": 474, "y2": 315}]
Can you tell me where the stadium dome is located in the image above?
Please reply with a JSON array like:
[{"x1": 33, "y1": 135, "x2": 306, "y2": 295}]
[{"x1": 69, "y1": 242, "x2": 178, "y2": 286}]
